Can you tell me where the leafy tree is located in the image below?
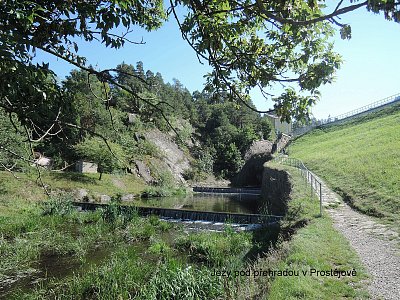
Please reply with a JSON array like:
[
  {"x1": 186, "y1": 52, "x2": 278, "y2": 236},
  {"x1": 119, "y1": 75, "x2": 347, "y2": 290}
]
[
  {"x1": 0, "y1": 109, "x2": 29, "y2": 171},
  {"x1": 257, "y1": 117, "x2": 273, "y2": 140},
  {"x1": 74, "y1": 137, "x2": 126, "y2": 180},
  {"x1": 2, "y1": 0, "x2": 399, "y2": 136},
  {"x1": 1, "y1": 0, "x2": 399, "y2": 175},
  {"x1": 0, "y1": 0, "x2": 166, "y2": 150},
  {"x1": 171, "y1": 0, "x2": 400, "y2": 121},
  {"x1": 63, "y1": 69, "x2": 113, "y2": 137}
]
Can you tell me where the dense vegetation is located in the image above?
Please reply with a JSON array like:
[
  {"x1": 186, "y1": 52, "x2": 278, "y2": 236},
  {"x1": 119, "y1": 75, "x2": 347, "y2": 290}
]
[
  {"x1": 289, "y1": 103, "x2": 400, "y2": 230},
  {"x1": 1, "y1": 62, "x2": 271, "y2": 181},
  {"x1": 3, "y1": 2, "x2": 399, "y2": 179}
]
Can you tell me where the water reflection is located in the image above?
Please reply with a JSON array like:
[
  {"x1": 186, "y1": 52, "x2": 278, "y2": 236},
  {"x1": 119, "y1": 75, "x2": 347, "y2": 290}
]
[{"x1": 130, "y1": 193, "x2": 261, "y2": 214}]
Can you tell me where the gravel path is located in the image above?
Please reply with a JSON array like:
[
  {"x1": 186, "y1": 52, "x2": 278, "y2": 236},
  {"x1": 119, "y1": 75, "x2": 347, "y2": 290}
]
[{"x1": 313, "y1": 173, "x2": 400, "y2": 300}]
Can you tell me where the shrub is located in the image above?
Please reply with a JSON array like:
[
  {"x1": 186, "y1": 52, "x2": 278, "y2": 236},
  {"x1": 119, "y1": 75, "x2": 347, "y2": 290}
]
[{"x1": 41, "y1": 194, "x2": 74, "y2": 216}]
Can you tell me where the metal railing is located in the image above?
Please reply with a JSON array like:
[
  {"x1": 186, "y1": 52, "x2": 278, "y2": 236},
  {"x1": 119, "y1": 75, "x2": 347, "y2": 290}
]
[
  {"x1": 292, "y1": 93, "x2": 400, "y2": 137},
  {"x1": 274, "y1": 155, "x2": 323, "y2": 217},
  {"x1": 332, "y1": 93, "x2": 400, "y2": 122}
]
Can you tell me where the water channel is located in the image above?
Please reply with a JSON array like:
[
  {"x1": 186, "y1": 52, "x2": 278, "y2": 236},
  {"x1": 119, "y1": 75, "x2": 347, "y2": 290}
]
[
  {"x1": 128, "y1": 193, "x2": 261, "y2": 214},
  {"x1": 0, "y1": 193, "x2": 263, "y2": 298}
]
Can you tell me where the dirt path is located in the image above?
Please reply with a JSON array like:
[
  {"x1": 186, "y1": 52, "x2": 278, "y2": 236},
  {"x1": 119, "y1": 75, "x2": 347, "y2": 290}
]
[{"x1": 313, "y1": 173, "x2": 400, "y2": 300}]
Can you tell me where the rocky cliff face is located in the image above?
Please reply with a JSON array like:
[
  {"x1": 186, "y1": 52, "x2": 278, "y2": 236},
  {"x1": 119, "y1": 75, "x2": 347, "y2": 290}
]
[
  {"x1": 273, "y1": 133, "x2": 291, "y2": 154},
  {"x1": 232, "y1": 140, "x2": 273, "y2": 187},
  {"x1": 139, "y1": 128, "x2": 191, "y2": 184}
]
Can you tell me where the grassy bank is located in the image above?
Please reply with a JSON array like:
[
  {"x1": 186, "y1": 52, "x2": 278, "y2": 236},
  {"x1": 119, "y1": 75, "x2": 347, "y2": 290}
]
[
  {"x1": 263, "y1": 163, "x2": 368, "y2": 299},
  {"x1": 0, "y1": 170, "x2": 147, "y2": 202},
  {"x1": 289, "y1": 104, "x2": 400, "y2": 229},
  {"x1": 267, "y1": 216, "x2": 368, "y2": 299}
]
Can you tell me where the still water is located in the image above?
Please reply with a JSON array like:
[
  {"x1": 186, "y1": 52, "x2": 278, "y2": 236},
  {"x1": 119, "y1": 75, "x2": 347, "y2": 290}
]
[{"x1": 129, "y1": 193, "x2": 261, "y2": 214}]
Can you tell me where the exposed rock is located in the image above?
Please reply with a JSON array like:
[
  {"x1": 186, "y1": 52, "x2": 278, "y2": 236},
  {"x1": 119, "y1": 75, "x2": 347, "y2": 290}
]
[
  {"x1": 143, "y1": 128, "x2": 191, "y2": 184},
  {"x1": 74, "y1": 189, "x2": 89, "y2": 202},
  {"x1": 100, "y1": 194, "x2": 111, "y2": 203},
  {"x1": 233, "y1": 140, "x2": 273, "y2": 187},
  {"x1": 121, "y1": 194, "x2": 135, "y2": 201},
  {"x1": 272, "y1": 133, "x2": 291, "y2": 154},
  {"x1": 134, "y1": 160, "x2": 154, "y2": 184},
  {"x1": 244, "y1": 140, "x2": 274, "y2": 161}
]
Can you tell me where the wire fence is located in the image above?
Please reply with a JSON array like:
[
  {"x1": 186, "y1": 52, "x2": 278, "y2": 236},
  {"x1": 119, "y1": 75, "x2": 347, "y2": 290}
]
[
  {"x1": 292, "y1": 93, "x2": 400, "y2": 137},
  {"x1": 274, "y1": 155, "x2": 323, "y2": 217}
]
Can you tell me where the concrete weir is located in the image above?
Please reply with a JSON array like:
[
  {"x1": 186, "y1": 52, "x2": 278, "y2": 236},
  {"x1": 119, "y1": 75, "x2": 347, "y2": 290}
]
[
  {"x1": 192, "y1": 186, "x2": 261, "y2": 195},
  {"x1": 72, "y1": 202, "x2": 282, "y2": 225}
]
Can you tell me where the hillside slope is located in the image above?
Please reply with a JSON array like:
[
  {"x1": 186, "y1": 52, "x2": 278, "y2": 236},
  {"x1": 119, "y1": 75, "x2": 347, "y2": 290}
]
[{"x1": 290, "y1": 103, "x2": 400, "y2": 228}]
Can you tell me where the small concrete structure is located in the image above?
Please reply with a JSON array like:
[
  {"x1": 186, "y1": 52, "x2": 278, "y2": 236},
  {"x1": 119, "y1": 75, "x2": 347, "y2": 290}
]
[
  {"x1": 266, "y1": 114, "x2": 293, "y2": 135},
  {"x1": 75, "y1": 160, "x2": 98, "y2": 173}
]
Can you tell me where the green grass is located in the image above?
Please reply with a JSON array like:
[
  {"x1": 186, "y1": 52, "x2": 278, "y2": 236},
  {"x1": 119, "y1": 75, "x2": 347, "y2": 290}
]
[
  {"x1": 289, "y1": 104, "x2": 400, "y2": 229},
  {"x1": 1, "y1": 162, "x2": 369, "y2": 299},
  {"x1": 175, "y1": 229, "x2": 252, "y2": 267},
  {"x1": 267, "y1": 216, "x2": 369, "y2": 300},
  {"x1": 263, "y1": 164, "x2": 369, "y2": 299},
  {"x1": 2, "y1": 200, "x2": 247, "y2": 299},
  {"x1": 0, "y1": 170, "x2": 147, "y2": 205}
]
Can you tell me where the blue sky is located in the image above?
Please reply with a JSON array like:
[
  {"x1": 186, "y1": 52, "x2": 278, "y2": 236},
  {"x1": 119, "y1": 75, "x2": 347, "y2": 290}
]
[{"x1": 34, "y1": 5, "x2": 400, "y2": 119}]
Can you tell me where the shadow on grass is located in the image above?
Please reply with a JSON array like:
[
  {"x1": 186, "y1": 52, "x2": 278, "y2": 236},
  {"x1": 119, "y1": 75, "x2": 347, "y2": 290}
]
[
  {"x1": 244, "y1": 217, "x2": 309, "y2": 263},
  {"x1": 243, "y1": 224, "x2": 281, "y2": 262},
  {"x1": 49, "y1": 172, "x2": 98, "y2": 185}
]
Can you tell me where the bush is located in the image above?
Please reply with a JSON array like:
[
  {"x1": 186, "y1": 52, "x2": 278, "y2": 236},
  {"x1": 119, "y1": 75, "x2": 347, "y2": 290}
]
[
  {"x1": 41, "y1": 194, "x2": 74, "y2": 216},
  {"x1": 141, "y1": 186, "x2": 187, "y2": 198},
  {"x1": 74, "y1": 137, "x2": 127, "y2": 179},
  {"x1": 101, "y1": 194, "x2": 138, "y2": 226}
]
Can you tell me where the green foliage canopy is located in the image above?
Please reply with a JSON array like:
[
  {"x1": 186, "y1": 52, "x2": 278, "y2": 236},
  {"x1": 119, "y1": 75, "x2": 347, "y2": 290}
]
[
  {"x1": 1, "y1": 0, "x2": 399, "y2": 175},
  {"x1": 74, "y1": 137, "x2": 126, "y2": 179},
  {"x1": 2, "y1": 0, "x2": 399, "y2": 132}
]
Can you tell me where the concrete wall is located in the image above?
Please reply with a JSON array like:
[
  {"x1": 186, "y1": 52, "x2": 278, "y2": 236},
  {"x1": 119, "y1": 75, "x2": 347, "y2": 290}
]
[
  {"x1": 260, "y1": 163, "x2": 291, "y2": 216},
  {"x1": 75, "y1": 160, "x2": 98, "y2": 173},
  {"x1": 266, "y1": 115, "x2": 293, "y2": 135}
]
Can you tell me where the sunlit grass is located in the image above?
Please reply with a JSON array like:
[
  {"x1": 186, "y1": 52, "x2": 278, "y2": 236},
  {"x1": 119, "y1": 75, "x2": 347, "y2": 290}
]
[
  {"x1": 267, "y1": 216, "x2": 369, "y2": 300},
  {"x1": 290, "y1": 104, "x2": 400, "y2": 229},
  {"x1": 0, "y1": 170, "x2": 147, "y2": 206}
]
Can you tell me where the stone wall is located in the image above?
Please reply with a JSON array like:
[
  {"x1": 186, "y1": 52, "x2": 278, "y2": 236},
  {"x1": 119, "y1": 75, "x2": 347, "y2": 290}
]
[
  {"x1": 260, "y1": 163, "x2": 291, "y2": 216},
  {"x1": 75, "y1": 160, "x2": 98, "y2": 173}
]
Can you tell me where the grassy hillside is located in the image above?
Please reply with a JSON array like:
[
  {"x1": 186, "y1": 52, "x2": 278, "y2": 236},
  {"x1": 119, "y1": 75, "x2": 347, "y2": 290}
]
[
  {"x1": 0, "y1": 171, "x2": 147, "y2": 207},
  {"x1": 289, "y1": 103, "x2": 400, "y2": 229}
]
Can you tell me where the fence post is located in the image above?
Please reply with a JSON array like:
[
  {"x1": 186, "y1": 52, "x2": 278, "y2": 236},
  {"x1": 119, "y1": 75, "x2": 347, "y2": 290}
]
[
  {"x1": 319, "y1": 182, "x2": 322, "y2": 217},
  {"x1": 310, "y1": 173, "x2": 313, "y2": 198}
]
